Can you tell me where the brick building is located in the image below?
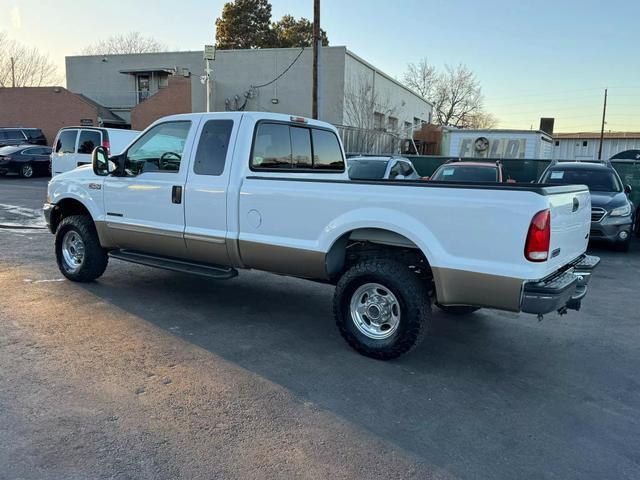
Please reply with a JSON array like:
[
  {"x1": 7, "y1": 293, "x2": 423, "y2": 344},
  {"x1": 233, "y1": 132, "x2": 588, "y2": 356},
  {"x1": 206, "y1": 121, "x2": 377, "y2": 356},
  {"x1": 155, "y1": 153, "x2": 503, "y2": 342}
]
[{"x1": 0, "y1": 87, "x2": 126, "y2": 145}]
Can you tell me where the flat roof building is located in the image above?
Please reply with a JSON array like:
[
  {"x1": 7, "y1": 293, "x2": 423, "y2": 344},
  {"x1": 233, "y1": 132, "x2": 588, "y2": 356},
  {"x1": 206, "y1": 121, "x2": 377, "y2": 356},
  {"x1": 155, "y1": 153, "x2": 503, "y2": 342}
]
[
  {"x1": 65, "y1": 47, "x2": 432, "y2": 139},
  {"x1": 553, "y1": 132, "x2": 640, "y2": 160}
]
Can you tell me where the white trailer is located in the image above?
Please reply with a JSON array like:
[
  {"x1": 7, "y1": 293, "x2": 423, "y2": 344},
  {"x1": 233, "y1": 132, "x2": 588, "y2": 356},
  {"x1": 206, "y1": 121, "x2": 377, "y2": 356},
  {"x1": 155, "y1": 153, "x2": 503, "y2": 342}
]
[{"x1": 443, "y1": 129, "x2": 553, "y2": 159}]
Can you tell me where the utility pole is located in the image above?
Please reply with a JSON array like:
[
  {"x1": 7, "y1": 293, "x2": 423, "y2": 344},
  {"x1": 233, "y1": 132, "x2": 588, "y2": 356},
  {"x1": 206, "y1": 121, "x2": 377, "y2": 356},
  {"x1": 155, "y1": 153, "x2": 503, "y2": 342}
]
[
  {"x1": 10, "y1": 57, "x2": 16, "y2": 87},
  {"x1": 598, "y1": 88, "x2": 607, "y2": 160},
  {"x1": 312, "y1": 0, "x2": 320, "y2": 119},
  {"x1": 203, "y1": 45, "x2": 216, "y2": 113}
]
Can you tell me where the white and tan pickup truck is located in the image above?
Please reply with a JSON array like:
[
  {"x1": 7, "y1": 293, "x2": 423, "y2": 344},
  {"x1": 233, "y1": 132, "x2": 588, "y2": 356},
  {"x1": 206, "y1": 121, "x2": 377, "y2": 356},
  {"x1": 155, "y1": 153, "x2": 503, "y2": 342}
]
[{"x1": 44, "y1": 112, "x2": 599, "y2": 359}]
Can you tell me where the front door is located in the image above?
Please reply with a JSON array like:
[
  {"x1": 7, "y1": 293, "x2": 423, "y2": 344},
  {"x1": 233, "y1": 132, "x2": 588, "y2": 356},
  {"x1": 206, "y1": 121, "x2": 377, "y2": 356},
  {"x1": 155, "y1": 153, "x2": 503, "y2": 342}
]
[{"x1": 103, "y1": 120, "x2": 196, "y2": 258}]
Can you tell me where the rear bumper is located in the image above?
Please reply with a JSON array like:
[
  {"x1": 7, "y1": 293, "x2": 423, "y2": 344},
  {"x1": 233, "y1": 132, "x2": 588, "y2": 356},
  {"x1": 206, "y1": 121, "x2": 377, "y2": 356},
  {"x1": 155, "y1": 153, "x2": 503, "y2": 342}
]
[{"x1": 520, "y1": 254, "x2": 600, "y2": 315}]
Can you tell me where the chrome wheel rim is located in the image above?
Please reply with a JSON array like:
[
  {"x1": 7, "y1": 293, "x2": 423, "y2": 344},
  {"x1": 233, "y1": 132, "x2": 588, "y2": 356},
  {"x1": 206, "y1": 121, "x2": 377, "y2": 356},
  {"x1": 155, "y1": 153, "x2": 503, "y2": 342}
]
[
  {"x1": 61, "y1": 230, "x2": 85, "y2": 273},
  {"x1": 349, "y1": 282, "x2": 401, "y2": 339},
  {"x1": 22, "y1": 165, "x2": 33, "y2": 177}
]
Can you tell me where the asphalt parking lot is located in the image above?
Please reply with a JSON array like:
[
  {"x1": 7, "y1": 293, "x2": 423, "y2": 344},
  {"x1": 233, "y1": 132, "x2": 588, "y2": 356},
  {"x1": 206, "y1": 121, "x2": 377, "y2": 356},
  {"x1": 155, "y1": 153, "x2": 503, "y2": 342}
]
[{"x1": 1, "y1": 176, "x2": 639, "y2": 480}]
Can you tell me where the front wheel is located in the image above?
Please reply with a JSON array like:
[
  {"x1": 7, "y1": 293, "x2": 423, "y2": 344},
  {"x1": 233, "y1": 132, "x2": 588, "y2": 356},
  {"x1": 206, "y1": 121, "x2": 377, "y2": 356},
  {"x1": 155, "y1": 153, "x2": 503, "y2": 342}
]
[
  {"x1": 333, "y1": 259, "x2": 431, "y2": 360},
  {"x1": 55, "y1": 215, "x2": 108, "y2": 282}
]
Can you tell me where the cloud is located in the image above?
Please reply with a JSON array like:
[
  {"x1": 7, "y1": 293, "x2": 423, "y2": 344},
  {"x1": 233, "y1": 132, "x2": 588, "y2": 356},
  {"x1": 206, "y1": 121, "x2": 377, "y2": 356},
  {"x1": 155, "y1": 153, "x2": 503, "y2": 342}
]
[{"x1": 10, "y1": 6, "x2": 21, "y2": 30}]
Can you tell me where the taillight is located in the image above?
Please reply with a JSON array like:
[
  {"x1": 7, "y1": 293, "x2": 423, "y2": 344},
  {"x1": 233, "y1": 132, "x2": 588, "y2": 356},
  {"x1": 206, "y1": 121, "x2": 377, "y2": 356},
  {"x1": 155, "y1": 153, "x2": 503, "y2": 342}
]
[
  {"x1": 525, "y1": 209, "x2": 551, "y2": 262},
  {"x1": 102, "y1": 139, "x2": 110, "y2": 155}
]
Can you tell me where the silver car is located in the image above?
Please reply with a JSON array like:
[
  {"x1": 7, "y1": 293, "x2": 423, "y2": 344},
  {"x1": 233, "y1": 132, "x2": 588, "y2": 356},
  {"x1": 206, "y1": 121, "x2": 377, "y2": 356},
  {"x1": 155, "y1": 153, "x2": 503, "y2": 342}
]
[{"x1": 347, "y1": 156, "x2": 421, "y2": 181}]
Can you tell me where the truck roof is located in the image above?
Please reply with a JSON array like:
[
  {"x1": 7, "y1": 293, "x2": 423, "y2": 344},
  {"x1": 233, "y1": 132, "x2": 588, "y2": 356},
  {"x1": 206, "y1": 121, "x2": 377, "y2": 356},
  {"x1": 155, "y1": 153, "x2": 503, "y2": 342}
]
[{"x1": 159, "y1": 111, "x2": 336, "y2": 131}]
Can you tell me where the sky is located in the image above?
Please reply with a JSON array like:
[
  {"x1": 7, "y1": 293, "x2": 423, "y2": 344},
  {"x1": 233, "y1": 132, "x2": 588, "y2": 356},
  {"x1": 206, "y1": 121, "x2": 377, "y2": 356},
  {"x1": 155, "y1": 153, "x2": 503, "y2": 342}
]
[{"x1": 1, "y1": 0, "x2": 639, "y2": 132}]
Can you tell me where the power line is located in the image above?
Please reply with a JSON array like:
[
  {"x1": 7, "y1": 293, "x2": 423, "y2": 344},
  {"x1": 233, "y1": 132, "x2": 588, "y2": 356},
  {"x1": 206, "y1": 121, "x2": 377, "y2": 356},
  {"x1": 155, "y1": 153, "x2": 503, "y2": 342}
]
[{"x1": 251, "y1": 47, "x2": 305, "y2": 89}]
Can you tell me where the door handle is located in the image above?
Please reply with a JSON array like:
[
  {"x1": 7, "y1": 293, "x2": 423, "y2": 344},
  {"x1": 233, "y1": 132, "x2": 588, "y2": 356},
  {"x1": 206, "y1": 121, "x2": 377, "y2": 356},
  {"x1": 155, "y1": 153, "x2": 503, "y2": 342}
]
[{"x1": 172, "y1": 185, "x2": 182, "y2": 204}]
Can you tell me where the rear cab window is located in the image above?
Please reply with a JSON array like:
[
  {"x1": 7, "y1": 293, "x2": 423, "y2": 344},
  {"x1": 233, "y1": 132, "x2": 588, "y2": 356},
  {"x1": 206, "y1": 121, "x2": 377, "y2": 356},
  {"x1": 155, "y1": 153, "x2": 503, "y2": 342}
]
[
  {"x1": 251, "y1": 122, "x2": 344, "y2": 172},
  {"x1": 77, "y1": 130, "x2": 102, "y2": 154},
  {"x1": 55, "y1": 130, "x2": 78, "y2": 154}
]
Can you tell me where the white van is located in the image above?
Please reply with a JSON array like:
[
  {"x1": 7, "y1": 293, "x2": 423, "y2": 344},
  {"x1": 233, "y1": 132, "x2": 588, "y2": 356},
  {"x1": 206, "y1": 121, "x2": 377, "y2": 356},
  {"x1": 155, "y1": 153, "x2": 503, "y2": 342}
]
[{"x1": 51, "y1": 127, "x2": 140, "y2": 176}]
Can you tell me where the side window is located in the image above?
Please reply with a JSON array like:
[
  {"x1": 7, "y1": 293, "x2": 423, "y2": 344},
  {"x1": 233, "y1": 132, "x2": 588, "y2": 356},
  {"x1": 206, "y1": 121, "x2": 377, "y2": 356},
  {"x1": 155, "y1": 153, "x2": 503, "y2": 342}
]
[
  {"x1": 311, "y1": 129, "x2": 344, "y2": 171},
  {"x1": 290, "y1": 127, "x2": 312, "y2": 168},
  {"x1": 402, "y1": 162, "x2": 414, "y2": 176},
  {"x1": 251, "y1": 123, "x2": 344, "y2": 172},
  {"x1": 77, "y1": 130, "x2": 102, "y2": 154},
  {"x1": 124, "y1": 121, "x2": 191, "y2": 176},
  {"x1": 194, "y1": 120, "x2": 233, "y2": 176},
  {"x1": 389, "y1": 161, "x2": 403, "y2": 179},
  {"x1": 55, "y1": 130, "x2": 78, "y2": 154},
  {"x1": 251, "y1": 123, "x2": 292, "y2": 169},
  {"x1": 6, "y1": 130, "x2": 25, "y2": 140}
]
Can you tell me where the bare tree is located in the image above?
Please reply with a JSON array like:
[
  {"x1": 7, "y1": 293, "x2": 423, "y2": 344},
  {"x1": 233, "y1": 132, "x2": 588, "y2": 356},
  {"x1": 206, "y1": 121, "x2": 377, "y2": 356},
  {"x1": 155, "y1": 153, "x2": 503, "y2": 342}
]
[
  {"x1": 402, "y1": 57, "x2": 438, "y2": 99},
  {"x1": 82, "y1": 32, "x2": 167, "y2": 55},
  {"x1": 343, "y1": 74, "x2": 400, "y2": 153},
  {"x1": 464, "y1": 111, "x2": 498, "y2": 129},
  {"x1": 0, "y1": 32, "x2": 59, "y2": 87},
  {"x1": 402, "y1": 59, "x2": 498, "y2": 129}
]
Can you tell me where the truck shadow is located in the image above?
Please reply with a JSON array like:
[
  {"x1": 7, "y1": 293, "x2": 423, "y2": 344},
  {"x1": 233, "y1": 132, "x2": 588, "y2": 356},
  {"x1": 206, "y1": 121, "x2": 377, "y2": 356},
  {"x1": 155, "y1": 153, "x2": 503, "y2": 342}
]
[{"x1": 75, "y1": 260, "x2": 607, "y2": 474}]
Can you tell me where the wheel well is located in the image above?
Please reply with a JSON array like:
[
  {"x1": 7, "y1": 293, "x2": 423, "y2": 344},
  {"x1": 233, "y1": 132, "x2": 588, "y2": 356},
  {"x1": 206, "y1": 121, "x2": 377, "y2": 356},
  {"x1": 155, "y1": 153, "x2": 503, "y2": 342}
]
[
  {"x1": 326, "y1": 229, "x2": 432, "y2": 283},
  {"x1": 50, "y1": 198, "x2": 91, "y2": 233}
]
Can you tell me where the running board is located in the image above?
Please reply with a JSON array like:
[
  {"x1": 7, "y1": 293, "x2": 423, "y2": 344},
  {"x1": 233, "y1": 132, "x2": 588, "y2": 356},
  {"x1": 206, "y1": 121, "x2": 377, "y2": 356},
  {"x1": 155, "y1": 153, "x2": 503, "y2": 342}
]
[{"x1": 108, "y1": 250, "x2": 238, "y2": 280}]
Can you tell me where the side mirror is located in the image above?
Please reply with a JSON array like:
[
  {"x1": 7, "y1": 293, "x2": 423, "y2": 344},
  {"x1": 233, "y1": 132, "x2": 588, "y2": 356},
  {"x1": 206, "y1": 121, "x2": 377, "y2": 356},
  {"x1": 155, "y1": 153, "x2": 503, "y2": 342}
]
[
  {"x1": 624, "y1": 184, "x2": 632, "y2": 194},
  {"x1": 92, "y1": 146, "x2": 113, "y2": 176}
]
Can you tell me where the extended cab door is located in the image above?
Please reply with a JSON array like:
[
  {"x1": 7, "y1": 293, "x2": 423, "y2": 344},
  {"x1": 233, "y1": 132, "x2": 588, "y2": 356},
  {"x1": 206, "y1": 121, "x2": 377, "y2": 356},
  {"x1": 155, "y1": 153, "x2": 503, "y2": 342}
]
[
  {"x1": 183, "y1": 115, "x2": 238, "y2": 265},
  {"x1": 102, "y1": 120, "x2": 196, "y2": 258}
]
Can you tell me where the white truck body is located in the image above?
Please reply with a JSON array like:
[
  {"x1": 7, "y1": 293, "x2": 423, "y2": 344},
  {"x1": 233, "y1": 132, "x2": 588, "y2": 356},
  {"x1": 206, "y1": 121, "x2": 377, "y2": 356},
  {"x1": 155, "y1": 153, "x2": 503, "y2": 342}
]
[{"x1": 44, "y1": 112, "x2": 598, "y2": 359}]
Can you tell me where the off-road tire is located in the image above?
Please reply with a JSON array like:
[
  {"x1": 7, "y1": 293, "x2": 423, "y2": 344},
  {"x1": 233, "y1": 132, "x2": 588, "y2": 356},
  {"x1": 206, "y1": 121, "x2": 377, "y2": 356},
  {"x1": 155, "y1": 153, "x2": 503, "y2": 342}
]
[
  {"x1": 437, "y1": 305, "x2": 480, "y2": 315},
  {"x1": 333, "y1": 259, "x2": 431, "y2": 360},
  {"x1": 55, "y1": 215, "x2": 108, "y2": 282}
]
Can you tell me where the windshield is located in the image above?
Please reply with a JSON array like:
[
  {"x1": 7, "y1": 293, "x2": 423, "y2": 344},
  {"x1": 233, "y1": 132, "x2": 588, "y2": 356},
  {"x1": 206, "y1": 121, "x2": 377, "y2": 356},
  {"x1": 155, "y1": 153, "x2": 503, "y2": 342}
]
[
  {"x1": 541, "y1": 168, "x2": 622, "y2": 192},
  {"x1": 348, "y1": 160, "x2": 389, "y2": 180},
  {"x1": 431, "y1": 164, "x2": 498, "y2": 182}
]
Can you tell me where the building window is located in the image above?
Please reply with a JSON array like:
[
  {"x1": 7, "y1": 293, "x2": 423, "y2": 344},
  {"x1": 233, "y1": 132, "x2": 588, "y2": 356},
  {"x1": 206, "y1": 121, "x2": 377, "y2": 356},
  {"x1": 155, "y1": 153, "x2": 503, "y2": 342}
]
[
  {"x1": 158, "y1": 74, "x2": 169, "y2": 89},
  {"x1": 413, "y1": 117, "x2": 421, "y2": 127},
  {"x1": 582, "y1": 140, "x2": 588, "y2": 147},
  {"x1": 555, "y1": 140, "x2": 560, "y2": 146},
  {"x1": 387, "y1": 116, "x2": 398, "y2": 132},
  {"x1": 374, "y1": 112, "x2": 384, "y2": 130},
  {"x1": 404, "y1": 121, "x2": 412, "y2": 133}
]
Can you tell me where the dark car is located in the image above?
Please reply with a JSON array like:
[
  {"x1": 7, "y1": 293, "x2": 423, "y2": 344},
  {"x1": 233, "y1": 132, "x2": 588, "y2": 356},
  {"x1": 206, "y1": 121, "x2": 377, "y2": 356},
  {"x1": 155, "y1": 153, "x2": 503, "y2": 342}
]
[
  {"x1": 0, "y1": 128, "x2": 47, "y2": 148},
  {"x1": 0, "y1": 145, "x2": 53, "y2": 178},
  {"x1": 429, "y1": 160, "x2": 510, "y2": 182},
  {"x1": 539, "y1": 161, "x2": 634, "y2": 251}
]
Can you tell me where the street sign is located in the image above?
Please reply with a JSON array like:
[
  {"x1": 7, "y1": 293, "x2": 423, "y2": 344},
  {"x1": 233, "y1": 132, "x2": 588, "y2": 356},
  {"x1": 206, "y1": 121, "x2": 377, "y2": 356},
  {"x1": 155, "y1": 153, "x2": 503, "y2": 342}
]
[{"x1": 204, "y1": 45, "x2": 216, "y2": 61}]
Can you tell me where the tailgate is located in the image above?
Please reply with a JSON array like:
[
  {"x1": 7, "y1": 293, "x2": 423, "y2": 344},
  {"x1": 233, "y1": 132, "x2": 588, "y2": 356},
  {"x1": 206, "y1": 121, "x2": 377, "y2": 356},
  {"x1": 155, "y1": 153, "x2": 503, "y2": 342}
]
[{"x1": 545, "y1": 188, "x2": 591, "y2": 272}]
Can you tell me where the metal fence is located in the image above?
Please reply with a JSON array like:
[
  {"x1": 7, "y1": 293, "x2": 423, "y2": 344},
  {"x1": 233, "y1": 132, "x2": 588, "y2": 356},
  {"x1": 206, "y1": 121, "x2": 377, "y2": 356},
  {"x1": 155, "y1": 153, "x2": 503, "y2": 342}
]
[{"x1": 335, "y1": 125, "x2": 401, "y2": 156}]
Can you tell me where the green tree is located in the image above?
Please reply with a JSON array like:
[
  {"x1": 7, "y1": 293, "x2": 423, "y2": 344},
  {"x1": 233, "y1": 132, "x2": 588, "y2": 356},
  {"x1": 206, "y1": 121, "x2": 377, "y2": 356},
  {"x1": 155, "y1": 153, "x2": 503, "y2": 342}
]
[
  {"x1": 215, "y1": 0, "x2": 274, "y2": 49},
  {"x1": 271, "y1": 15, "x2": 329, "y2": 48}
]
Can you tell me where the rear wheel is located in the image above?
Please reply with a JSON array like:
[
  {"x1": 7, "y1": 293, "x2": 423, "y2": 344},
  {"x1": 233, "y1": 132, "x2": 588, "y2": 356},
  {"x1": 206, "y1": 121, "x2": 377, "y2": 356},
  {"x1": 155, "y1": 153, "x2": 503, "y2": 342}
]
[
  {"x1": 437, "y1": 305, "x2": 480, "y2": 315},
  {"x1": 19, "y1": 163, "x2": 34, "y2": 178},
  {"x1": 333, "y1": 259, "x2": 431, "y2": 360},
  {"x1": 55, "y1": 215, "x2": 108, "y2": 282}
]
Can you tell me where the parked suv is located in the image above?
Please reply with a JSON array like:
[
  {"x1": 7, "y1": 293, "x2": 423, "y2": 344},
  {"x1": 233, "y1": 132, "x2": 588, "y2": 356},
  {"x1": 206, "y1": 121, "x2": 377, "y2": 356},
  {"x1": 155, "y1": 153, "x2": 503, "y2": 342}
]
[
  {"x1": 51, "y1": 127, "x2": 139, "y2": 176},
  {"x1": 0, "y1": 128, "x2": 47, "y2": 148},
  {"x1": 539, "y1": 161, "x2": 635, "y2": 251}
]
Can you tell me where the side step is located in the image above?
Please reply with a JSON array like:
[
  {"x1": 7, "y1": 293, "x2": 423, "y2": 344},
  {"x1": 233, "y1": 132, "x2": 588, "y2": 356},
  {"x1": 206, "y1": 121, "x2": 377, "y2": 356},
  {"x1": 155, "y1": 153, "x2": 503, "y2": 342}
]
[{"x1": 109, "y1": 250, "x2": 238, "y2": 280}]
